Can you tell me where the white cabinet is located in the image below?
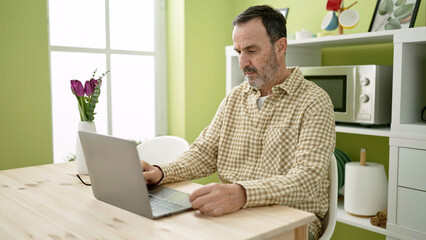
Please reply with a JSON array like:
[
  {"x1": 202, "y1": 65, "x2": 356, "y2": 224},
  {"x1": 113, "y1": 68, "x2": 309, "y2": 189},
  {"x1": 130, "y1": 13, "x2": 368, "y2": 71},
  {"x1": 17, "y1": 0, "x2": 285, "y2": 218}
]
[
  {"x1": 389, "y1": 138, "x2": 426, "y2": 240},
  {"x1": 387, "y1": 29, "x2": 426, "y2": 240},
  {"x1": 225, "y1": 27, "x2": 426, "y2": 239}
]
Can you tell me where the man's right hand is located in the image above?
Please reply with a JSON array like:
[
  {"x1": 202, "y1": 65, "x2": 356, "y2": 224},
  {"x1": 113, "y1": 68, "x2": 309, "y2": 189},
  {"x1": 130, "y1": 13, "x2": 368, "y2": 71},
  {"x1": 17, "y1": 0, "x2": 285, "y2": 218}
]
[{"x1": 140, "y1": 160, "x2": 163, "y2": 184}]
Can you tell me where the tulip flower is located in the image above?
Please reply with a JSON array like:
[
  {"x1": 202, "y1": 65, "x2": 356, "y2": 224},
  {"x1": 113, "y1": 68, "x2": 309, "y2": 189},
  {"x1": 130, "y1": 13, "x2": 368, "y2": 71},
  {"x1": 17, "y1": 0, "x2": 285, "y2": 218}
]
[
  {"x1": 70, "y1": 69, "x2": 109, "y2": 122},
  {"x1": 84, "y1": 80, "x2": 94, "y2": 96},
  {"x1": 70, "y1": 80, "x2": 85, "y2": 97}
]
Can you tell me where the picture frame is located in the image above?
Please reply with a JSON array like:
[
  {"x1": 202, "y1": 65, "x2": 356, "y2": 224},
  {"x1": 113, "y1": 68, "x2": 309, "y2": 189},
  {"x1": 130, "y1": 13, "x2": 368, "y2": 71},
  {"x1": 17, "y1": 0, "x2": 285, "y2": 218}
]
[
  {"x1": 368, "y1": 0, "x2": 421, "y2": 32},
  {"x1": 278, "y1": 7, "x2": 289, "y2": 20}
]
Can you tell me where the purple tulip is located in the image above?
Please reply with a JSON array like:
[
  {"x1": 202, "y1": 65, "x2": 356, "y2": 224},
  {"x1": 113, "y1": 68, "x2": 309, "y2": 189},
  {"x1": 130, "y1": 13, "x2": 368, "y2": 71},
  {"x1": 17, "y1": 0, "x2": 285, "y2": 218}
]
[
  {"x1": 70, "y1": 80, "x2": 84, "y2": 97},
  {"x1": 84, "y1": 80, "x2": 94, "y2": 96},
  {"x1": 85, "y1": 78, "x2": 102, "y2": 96}
]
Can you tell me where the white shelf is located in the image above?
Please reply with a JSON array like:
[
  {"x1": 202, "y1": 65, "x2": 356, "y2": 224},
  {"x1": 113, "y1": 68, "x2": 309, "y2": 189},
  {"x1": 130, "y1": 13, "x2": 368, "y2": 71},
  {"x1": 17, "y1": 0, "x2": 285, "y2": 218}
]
[
  {"x1": 224, "y1": 29, "x2": 397, "y2": 57},
  {"x1": 287, "y1": 27, "x2": 425, "y2": 48},
  {"x1": 336, "y1": 125, "x2": 391, "y2": 137},
  {"x1": 337, "y1": 200, "x2": 404, "y2": 238},
  {"x1": 288, "y1": 30, "x2": 393, "y2": 48}
]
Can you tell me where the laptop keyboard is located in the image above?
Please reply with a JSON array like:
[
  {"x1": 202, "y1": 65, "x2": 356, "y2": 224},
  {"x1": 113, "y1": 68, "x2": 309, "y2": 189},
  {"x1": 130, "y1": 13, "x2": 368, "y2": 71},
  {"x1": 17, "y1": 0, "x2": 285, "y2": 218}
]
[{"x1": 149, "y1": 195, "x2": 188, "y2": 215}]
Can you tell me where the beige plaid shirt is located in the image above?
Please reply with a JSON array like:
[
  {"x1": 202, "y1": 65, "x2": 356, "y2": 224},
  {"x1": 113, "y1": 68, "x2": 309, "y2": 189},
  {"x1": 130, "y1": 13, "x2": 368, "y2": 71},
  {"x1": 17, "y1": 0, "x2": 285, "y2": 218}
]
[{"x1": 159, "y1": 67, "x2": 336, "y2": 239}]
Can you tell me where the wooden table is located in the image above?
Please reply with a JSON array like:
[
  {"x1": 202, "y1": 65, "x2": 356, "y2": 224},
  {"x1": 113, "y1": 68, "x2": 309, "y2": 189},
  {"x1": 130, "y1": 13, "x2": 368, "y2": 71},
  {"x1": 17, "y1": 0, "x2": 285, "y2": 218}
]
[{"x1": 0, "y1": 163, "x2": 316, "y2": 239}]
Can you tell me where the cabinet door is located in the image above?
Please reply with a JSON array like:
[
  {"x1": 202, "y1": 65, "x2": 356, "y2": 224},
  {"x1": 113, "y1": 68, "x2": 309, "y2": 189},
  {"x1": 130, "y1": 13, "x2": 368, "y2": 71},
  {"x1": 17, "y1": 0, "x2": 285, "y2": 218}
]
[
  {"x1": 396, "y1": 187, "x2": 426, "y2": 232},
  {"x1": 398, "y1": 147, "x2": 426, "y2": 191}
]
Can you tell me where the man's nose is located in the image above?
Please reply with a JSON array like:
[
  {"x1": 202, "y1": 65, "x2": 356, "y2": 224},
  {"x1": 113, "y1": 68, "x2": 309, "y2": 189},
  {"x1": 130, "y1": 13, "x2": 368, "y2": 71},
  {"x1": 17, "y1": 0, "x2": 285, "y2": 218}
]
[{"x1": 239, "y1": 53, "x2": 251, "y2": 70}]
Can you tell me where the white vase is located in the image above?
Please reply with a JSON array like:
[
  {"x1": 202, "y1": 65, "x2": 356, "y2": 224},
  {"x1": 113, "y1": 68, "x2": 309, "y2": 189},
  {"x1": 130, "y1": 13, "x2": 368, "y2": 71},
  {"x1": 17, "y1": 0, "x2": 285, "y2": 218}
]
[{"x1": 75, "y1": 121, "x2": 97, "y2": 174}]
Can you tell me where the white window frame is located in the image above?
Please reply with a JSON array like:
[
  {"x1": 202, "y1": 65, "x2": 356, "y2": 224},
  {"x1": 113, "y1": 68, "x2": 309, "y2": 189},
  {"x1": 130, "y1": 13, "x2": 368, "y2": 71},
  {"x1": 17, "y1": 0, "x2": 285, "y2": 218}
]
[{"x1": 47, "y1": 0, "x2": 167, "y2": 163}]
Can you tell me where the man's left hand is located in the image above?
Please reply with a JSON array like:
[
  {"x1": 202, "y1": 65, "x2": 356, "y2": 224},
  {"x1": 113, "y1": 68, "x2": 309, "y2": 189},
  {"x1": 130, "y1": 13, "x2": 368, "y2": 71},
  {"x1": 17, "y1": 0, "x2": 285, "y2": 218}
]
[{"x1": 189, "y1": 183, "x2": 246, "y2": 216}]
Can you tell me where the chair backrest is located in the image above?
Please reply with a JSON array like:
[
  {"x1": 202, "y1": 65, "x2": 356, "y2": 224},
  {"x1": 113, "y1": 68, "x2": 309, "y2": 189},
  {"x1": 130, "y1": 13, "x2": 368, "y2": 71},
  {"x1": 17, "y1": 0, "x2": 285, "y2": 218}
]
[
  {"x1": 319, "y1": 154, "x2": 338, "y2": 240},
  {"x1": 136, "y1": 136, "x2": 189, "y2": 165}
]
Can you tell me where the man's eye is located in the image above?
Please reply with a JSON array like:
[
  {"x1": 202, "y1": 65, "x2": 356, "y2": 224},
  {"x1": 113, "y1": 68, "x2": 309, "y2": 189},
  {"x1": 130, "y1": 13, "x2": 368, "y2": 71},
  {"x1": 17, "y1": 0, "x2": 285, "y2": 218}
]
[{"x1": 248, "y1": 50, "x2": 256, "y2": 53}]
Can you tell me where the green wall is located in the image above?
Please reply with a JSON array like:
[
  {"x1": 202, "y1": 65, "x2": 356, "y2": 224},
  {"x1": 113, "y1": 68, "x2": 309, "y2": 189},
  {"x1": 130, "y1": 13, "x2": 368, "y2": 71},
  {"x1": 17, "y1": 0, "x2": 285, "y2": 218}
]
[
  {"x1": 167, "y1": 0, "x2": 186, "y2": 138},
  {"x1": 0, "y1": 0, "x2": 52, "y2": 170},
  {"x1": 167, "y1": 0, "x2": 234, "y2": 142}
]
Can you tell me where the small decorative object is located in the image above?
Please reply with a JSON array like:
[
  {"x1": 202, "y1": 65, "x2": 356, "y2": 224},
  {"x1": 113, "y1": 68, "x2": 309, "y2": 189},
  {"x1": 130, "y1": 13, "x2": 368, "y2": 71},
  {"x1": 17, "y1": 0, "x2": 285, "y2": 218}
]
[
  {"x1": 278, "y1": 7, "x2": 289, "y2": 20},
  {"x1": 322, "y1": 0, "x2": 359, "y2": 34},
  {"x1": 322, "y1": 11, "x2": 339, "y2": 31},
  {"x1": 339, "y1": 9, "x2": 359, "y2": 29},
  {"x1": 369, "y1": 0, "x2": 421, "y2": 32},
  {"x1": 295, "y1": 29, "x2": 313, "y2": 40},
  {"x1": 370, "y1": 209, "x2": 388, "y2": 228},
  {"x1": 344, "y1": 148, "x2": 388, "y2": 217},
  {"x1": 70, "y1": 69, "x2": 109, "y2": 174}
]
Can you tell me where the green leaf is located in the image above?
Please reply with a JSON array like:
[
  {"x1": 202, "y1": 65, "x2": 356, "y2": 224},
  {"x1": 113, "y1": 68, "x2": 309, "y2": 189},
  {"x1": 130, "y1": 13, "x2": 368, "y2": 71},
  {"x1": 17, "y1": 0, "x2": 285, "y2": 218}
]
[
  {"x1": 379, "y1": 0, "x2": 394, "y2": 15},
  {"x1": 395, "y1": 0, "x2": 406, "y2": 7},
  {"x1": 394, "y1": 4, "x2": 414, "y2": 19},
  {"x1": 385, "y1": 19, "x2": 401, "y2": 30}
]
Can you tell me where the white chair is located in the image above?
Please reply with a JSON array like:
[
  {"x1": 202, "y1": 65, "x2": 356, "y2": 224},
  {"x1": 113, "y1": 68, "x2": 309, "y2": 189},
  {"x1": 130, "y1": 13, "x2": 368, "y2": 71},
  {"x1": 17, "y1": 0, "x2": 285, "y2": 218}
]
[
  {"x1": 319, "y1": 154, "x2": 338, "y2": 240},
  {"x1": 136, "y1": 135, "x2": 189, "y2": 165}
]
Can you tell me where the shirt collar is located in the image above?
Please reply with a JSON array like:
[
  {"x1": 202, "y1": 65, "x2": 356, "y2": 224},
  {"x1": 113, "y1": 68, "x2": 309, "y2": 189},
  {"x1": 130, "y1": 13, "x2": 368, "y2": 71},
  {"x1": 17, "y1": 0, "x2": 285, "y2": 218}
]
[{"x1": 243, "y1": 67, "x2": 303, "y2": 96}]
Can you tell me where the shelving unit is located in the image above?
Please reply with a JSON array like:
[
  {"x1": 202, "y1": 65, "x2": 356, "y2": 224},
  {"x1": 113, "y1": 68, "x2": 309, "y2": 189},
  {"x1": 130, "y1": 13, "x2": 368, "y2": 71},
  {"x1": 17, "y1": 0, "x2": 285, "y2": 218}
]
[{"x1": 226, "y1": 26, "x2": 426, "y2": 240}]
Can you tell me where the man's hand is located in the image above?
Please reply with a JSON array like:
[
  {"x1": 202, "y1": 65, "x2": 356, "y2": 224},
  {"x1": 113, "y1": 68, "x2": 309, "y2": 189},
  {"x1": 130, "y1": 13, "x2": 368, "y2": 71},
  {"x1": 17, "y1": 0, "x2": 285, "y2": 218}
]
[
  {"x1": 189, "y1": 183, "x2": 247, "y2": 217},
  {"x1": 140, "y1": 160, "x2": 163, "y2": 184}
]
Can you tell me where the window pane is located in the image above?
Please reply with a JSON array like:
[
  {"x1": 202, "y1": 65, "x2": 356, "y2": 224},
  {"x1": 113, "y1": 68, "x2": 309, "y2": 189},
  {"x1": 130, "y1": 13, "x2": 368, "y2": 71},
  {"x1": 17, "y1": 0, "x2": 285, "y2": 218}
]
[
  {"x1": 111, "y1": 54, "x2": 155, "y2": 141},
  {"x1": 50, "y1": 52, "x2": 108, "y2": 163},
  {"x1": 49, "y1": 0, "x2": 106, "y2": 48},
  {"x1": 109, "y1": 0, "x2": 154, "y2": 51}
]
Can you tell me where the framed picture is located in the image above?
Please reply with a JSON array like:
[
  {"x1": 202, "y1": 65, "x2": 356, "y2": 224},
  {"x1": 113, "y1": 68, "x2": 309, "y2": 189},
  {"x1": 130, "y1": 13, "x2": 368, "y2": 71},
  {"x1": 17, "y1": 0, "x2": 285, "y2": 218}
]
[
  {"x1": 278, "y1": 8, "x2": 289, "y2": 20},
  {"x1": 369, "y1": 0, "x2": 421, "y2": 32}
]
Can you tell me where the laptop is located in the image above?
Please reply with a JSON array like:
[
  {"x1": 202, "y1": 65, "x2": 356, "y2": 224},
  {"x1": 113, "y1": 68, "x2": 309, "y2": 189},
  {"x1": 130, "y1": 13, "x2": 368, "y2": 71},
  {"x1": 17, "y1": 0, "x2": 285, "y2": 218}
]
[{"x1": 78, "y1": 131, "x2": 193, "y2": 219}]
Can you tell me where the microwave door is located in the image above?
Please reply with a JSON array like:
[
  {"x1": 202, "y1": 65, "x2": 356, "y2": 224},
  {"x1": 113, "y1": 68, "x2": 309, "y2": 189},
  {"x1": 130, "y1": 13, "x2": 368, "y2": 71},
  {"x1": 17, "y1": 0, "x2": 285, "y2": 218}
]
[{"x1": 302, "y1": 67, "x2": 355, "y2": 123}]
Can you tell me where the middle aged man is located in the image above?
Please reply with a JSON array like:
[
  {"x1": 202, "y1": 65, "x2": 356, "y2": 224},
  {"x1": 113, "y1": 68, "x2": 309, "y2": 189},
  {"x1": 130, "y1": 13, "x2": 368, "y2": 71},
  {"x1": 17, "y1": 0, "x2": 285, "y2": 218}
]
[{"x1": 142, "y1": 5, "x2": 335, "y2": 240}]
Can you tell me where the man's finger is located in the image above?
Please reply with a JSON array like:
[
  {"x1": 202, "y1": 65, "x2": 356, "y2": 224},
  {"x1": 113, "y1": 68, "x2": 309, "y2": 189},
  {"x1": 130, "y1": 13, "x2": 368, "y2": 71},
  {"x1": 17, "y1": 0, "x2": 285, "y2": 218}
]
[
  {"x1": 198, "y1": 201, "x2": 216, "y2": 213},
  {"x1": 140, "y1": 160, "x2": 147, "y2": 171},
  {"x1": 143, "y1": 171, "x2": 153, "y2": 182},
  {"x1": 207, "y1": 207, "x2": 223, "y2": 217},
  {"x1": 189, "y1": 183, "x2": 216, "y2": 202},
  {"x1": 190, "y1": 192, "x2": 213, "y2": 209}
]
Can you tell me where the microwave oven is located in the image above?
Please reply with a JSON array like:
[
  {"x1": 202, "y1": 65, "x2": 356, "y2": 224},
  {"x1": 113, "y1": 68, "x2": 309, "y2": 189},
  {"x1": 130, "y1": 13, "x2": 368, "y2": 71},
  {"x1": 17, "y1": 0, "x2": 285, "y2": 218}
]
[{"x1": 300, "y1": 65, "x2": 393, "y2": 125}]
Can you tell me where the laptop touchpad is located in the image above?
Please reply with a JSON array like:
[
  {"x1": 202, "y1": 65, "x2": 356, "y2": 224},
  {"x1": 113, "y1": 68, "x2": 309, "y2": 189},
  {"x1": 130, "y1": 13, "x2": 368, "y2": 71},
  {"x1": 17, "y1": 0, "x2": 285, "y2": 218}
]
[{"x1": 148, "y1": 185, "x2": 192, "y2": 207}]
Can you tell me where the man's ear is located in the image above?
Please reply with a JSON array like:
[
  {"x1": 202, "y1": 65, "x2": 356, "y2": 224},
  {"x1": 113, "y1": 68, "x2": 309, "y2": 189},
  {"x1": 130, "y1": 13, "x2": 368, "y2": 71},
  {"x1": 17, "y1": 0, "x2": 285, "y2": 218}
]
[{"x1": 275, "y1": 37, "x2": 287, "y2": 56}]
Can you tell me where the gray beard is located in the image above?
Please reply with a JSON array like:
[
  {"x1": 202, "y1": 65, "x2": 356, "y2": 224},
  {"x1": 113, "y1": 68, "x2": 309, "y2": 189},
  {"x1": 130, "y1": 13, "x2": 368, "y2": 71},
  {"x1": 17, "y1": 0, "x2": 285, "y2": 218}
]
[
  {"x1": 246, "y1": 75, "x2": 267, "y2": 89},
  {"x1": 245, "y1": 57, "x2": 279, "y2": 89}
]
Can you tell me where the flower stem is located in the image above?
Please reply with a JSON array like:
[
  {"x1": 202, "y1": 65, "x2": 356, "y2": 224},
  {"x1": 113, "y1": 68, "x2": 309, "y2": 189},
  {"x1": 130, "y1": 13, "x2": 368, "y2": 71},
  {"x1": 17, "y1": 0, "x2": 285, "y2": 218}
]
[{"x1": 78, "y1": 97, "x2": 88, "y2": 121}]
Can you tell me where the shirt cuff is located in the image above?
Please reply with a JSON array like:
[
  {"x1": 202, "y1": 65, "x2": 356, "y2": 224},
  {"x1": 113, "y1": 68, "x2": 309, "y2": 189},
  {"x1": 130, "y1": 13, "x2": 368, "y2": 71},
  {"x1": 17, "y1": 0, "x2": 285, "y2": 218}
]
[
  {"x1": 153, "y1": 165, "x2": 164, "y2": 184},
  {"x1": 236, "y1": 180, "x2": 269, "y2": 208},
  {"x1": 156, "y1": 163, "x2": 173, "y2": 184}
]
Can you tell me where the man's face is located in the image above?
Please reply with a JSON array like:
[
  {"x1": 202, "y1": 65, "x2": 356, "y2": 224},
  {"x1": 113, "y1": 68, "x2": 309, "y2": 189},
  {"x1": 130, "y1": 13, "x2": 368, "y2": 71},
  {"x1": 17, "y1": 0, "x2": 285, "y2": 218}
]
[{"x1": 232, "y1": 18, "x2": 280, "y2": 89}]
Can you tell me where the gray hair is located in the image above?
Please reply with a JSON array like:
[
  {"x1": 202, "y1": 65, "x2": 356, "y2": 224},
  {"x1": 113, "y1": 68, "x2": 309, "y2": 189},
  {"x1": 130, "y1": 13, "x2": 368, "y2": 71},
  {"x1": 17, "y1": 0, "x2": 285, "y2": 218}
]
[{"x1": 232, "y1": 5, "x2": 287, "y2": 43}]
